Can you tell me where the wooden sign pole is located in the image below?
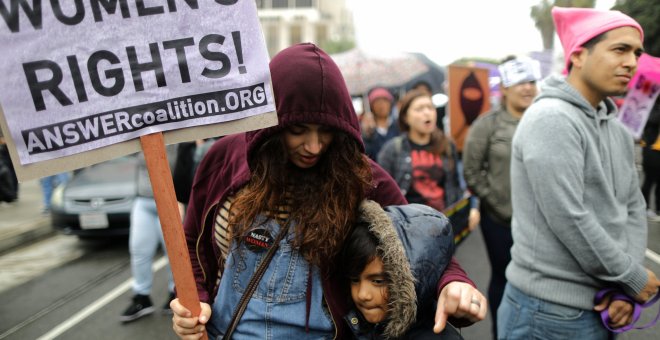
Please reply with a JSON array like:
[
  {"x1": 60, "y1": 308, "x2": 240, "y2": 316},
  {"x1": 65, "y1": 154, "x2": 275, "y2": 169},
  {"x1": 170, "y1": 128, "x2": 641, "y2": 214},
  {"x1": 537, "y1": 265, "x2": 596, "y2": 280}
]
[{"x1": 140, "y1": 133, "x2": 208, "y2": 340}]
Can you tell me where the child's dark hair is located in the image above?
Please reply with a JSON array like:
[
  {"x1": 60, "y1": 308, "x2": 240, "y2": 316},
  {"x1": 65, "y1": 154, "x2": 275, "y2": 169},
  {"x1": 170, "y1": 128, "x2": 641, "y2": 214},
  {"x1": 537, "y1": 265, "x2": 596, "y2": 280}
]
[{"x1": 339, "y1": 221, "x2": 381, "y2": 280}]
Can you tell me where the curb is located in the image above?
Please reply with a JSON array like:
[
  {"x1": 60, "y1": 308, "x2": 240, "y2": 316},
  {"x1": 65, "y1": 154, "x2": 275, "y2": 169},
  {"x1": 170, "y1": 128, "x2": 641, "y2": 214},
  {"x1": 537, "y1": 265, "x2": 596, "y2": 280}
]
[{"x1": 0, "y1": 218, "x2": 55, "y2": 255}]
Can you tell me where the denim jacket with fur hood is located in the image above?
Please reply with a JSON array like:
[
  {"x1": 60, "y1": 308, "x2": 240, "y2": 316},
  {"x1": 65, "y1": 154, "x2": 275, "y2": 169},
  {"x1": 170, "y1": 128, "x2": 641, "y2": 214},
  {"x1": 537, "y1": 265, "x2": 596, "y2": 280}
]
[{"x1": 344, "y1": 201, "x2": 457, "y2": 339}]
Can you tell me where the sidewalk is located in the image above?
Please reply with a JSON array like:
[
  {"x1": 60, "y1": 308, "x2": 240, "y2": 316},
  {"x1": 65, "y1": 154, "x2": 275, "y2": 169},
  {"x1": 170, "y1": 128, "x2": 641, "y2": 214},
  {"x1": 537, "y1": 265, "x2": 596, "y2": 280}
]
[{"x1": 0, "y1": 179, "x2": 52, "y2": 254}]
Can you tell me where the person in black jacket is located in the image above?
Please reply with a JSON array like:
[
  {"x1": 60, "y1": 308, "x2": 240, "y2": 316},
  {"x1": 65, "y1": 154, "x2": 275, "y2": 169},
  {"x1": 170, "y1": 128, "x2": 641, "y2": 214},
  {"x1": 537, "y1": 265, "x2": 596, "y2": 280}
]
[
  {"x1": 0, "y1": 156, "x2": 16, "y2": 203},
  {"x1": 361, "y1": 87, "x2": 399, "y2": 160},
  {"x1": 0, "y1": 130, "x2": 18, "y2": 203},
  {"x1": 641, "y1": 98, "x2": 660, "y2": 221}
]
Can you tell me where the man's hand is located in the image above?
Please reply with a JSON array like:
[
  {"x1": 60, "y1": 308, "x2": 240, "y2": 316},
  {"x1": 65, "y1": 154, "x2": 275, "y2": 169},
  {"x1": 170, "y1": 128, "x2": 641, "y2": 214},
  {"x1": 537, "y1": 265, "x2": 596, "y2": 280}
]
[
  {"x1": 593, "y1": 295, "x2": 634, "y2": 328},
  {"x1": 434, "y1": 282, "x2": 487, "y2": 333},
  {"x1": 635, "y1": 269, "x2": 660, "y2": 303},
  {"x1": 171, "y1": 298, "x2": 212, "y2": 340}
]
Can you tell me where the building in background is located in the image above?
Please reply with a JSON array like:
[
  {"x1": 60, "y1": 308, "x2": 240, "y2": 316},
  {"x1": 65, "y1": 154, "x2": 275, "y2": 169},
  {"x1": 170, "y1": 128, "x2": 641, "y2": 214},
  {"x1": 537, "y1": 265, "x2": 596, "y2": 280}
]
[{"x1": 256, "y1": 0, "x2": 355, "y2": 57}]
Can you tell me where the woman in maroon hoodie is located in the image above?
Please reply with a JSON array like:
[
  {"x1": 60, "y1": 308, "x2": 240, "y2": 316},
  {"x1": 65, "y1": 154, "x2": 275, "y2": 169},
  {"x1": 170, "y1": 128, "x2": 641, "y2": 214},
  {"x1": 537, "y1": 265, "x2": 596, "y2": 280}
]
[{"x1": 171, "y1": 43, "x2": 485, "y2": 339}]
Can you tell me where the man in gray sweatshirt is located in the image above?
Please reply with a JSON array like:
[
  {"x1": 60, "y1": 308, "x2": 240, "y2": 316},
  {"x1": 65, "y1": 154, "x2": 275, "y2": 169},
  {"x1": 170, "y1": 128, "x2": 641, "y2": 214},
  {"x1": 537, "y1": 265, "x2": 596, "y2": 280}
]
[{"x1": 498, "y1": 7, "x2": 660, "y2": 339}]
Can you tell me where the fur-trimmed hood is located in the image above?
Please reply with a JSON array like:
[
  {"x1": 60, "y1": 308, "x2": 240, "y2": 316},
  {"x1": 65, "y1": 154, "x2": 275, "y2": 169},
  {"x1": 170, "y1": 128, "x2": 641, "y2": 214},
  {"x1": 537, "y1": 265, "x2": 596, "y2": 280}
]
[{"x1": 349, "y1": 200, "x2": 455, "y2": 338}]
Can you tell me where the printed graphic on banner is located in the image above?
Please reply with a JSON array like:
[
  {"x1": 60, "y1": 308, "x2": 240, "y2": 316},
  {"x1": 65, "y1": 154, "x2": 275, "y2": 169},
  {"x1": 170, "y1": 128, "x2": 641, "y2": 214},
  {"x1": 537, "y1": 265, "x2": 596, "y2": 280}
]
[
  {"x1": 448, "y1": 65, "x2": 490, "y2": 152},
  {"x1": 0, "y1": 0, "x2": 275, "y2": 165},
  {"x1": 618, "y1": 54, "x2": 660, "y2": 140}
]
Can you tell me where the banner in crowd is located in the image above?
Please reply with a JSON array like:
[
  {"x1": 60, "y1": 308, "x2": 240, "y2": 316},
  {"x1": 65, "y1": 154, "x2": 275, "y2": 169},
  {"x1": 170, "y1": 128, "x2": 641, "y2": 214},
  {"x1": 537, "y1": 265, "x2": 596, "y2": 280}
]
[
  {"x1": 442, "y1": 194, "x2": 472, "y2": 245},
  {"x1": 0, "y1": 0, "x2": 276, "y2": 177},
  {"x1": 618, "y1": 54, "x2": 660, "y2": 140},
  {"x1": 447, "y1": 65, "x2": 490, "y2": 152}
]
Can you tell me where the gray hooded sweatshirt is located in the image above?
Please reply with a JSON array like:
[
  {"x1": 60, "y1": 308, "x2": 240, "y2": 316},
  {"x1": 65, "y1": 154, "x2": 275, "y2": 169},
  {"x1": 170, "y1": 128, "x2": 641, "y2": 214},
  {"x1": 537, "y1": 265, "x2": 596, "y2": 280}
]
[{"x1": 506, "y1": 74, "x2": 648, "y2": 310}]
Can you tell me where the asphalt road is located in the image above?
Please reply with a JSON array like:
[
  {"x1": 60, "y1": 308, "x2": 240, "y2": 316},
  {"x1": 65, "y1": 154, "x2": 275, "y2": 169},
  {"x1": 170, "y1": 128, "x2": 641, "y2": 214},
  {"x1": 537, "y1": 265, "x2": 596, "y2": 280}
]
[
  {"x1": 1, "y1": 222, "x2": 659, "y2": 340},
  {"x1": 0, "y1": 236, "x2": 177, "y2": 340}
]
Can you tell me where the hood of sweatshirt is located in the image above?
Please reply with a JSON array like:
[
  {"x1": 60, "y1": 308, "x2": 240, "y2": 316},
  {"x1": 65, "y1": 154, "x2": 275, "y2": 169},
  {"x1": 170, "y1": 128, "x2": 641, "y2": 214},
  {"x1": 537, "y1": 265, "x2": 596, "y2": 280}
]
[
  {"x1": 536, "y1": 74, "x2": 623, "y2": 192},
  {"x1": 246, "y1": 43, "x2": 364, "y2": 162},
  {"x1": 536, "y1": 74, "x2": 618, "y2": 121},
  {"x1": 357, "y1": 200, "x2": 455, "y2": 338}
]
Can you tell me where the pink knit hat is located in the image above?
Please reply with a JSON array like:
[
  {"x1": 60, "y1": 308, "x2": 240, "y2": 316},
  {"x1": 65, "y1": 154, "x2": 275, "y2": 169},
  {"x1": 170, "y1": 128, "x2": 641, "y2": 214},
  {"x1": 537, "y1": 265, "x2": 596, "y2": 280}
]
[
  {"x1": 368, "y1": 87, "x2": 394, "y2": 106},
  {"x1": 551, "y1": 6, "x2": 644, "y2": 72}
]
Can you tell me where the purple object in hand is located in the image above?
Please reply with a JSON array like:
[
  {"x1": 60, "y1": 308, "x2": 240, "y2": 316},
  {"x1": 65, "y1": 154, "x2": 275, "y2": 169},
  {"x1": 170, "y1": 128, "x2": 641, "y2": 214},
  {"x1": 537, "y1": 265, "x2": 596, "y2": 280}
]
[{"x1": 594, "y1": 288, "x2": 660, "y2": 333}]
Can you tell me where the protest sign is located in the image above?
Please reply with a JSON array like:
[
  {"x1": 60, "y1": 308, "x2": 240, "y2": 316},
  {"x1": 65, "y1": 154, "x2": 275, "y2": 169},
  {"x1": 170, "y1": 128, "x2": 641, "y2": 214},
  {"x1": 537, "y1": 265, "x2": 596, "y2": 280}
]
[
  {"x1": 0, "y1": 0, "x2": 277, "y2": 180},
  {"x1": 447, "y1": 65, "x2": 490, "y2": 152},
  {"x1": 618, "y1": 54, "x2": 660, "y2": 140},
  {"x1": 0, "y1": 2, "x2": 277, "y2": 337}
]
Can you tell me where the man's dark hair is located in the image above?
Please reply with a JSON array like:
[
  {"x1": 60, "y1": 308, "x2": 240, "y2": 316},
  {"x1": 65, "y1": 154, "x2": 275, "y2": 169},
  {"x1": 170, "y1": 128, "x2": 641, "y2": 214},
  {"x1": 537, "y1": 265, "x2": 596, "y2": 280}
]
[
  {"x1": 582, "y1": 31, "x2": 609, "y2": 52},
  {"x1": 411, "y1": 81, "x2": 433, "y2": 94},
  {"x1": 568, "y1": 31, "x2": 609, "y2": 72}
]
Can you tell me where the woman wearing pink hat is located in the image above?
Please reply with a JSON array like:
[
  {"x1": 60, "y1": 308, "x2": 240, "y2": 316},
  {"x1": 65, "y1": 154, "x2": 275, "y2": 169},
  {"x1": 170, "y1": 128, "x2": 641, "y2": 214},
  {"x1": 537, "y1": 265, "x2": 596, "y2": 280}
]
[{"x1": 361, "y1": 87, "x2": 399, "y2": 160}]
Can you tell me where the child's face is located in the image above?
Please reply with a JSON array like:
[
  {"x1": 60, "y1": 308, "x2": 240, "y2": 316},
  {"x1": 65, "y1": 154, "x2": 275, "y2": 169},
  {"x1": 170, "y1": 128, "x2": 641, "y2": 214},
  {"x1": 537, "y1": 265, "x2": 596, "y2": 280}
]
[{"x1": 350, "y1": 257, "x2": 389, "y2": 324}]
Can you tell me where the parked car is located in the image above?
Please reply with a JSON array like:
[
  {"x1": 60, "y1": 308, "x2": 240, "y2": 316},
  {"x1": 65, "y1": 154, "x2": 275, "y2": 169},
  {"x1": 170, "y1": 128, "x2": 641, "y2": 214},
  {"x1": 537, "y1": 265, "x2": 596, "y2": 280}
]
[{"x1": 51, "y1": 155, "x2": 138, "y2": 238}]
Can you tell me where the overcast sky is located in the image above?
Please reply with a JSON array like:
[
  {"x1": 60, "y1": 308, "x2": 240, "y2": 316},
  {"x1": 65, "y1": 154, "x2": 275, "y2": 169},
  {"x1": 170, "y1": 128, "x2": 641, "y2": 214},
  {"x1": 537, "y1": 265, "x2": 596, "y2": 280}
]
[{"x1": 347, "y1": 0, "x2": 616, "y2": 66}]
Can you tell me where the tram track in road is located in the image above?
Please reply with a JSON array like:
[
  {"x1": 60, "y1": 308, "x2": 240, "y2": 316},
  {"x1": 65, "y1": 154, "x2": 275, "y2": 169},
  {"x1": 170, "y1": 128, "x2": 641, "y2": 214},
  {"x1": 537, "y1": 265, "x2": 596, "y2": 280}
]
[
  {"x1": 35, "y1": 256, "x2": 168, "y2": 340},
  {"x1": 0, "y1": 235, "x2": 83, "y2": 293},
  {"x1": 0, "y1": 239, "x2": 131, "y2": 340}
]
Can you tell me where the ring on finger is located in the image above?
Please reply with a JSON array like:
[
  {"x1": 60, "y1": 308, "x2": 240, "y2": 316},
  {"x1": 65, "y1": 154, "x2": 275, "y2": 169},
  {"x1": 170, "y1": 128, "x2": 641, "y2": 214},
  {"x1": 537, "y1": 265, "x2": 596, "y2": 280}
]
[{"x1": 471, "y1": 298, "x2": 481, "y2": 308}]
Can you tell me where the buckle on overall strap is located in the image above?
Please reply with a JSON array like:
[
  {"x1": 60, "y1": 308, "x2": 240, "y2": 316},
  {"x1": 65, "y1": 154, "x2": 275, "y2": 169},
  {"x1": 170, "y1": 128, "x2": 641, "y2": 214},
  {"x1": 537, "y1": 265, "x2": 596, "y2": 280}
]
[{"x1": 594, "y1": 288, "x2": 660, "y2": 333}]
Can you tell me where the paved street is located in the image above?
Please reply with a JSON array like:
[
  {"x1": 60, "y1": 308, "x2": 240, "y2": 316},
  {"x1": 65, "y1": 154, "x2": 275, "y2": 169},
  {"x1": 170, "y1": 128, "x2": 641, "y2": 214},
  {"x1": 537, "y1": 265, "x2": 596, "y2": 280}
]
[{"x1": 0, "y1": 236, "x2": 176, "y2": 340}]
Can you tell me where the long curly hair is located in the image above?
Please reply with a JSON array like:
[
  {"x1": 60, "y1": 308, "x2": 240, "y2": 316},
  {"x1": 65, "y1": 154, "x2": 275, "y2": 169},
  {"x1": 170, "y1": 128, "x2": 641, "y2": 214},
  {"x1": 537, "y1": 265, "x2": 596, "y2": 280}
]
[{"x1": 229, "y1": 131, "x2": 373, "y2": 267}]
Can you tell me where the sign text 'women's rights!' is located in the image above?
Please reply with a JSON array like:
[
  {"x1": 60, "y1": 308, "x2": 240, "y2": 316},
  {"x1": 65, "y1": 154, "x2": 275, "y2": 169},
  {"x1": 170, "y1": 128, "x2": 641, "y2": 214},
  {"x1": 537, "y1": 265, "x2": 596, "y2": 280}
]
[{"x1": 0, "y1": 0, "x2": 275, "y2": 166}]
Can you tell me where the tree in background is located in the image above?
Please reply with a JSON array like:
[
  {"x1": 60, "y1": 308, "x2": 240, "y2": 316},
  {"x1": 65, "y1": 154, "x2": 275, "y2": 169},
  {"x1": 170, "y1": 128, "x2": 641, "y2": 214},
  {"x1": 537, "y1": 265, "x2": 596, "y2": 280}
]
[
  {"x1": 613, "y1": 0, "x2": 660, "y2": 57},
  {"x1": 530, "y1": 0, "x2": 595, "y2": 50},
  {"x1": 320, "y1": 39, "x2": 355, "y2": 55},
  {"x1": 451, "y1": 57, "x2": 501, "y2": 66}
]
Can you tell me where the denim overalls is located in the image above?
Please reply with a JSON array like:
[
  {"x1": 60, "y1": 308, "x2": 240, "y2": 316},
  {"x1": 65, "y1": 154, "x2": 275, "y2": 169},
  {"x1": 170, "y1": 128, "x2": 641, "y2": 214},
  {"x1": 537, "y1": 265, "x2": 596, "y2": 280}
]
[{"x1": 208, "y1": 218, "x2": 334, "y2": 339}]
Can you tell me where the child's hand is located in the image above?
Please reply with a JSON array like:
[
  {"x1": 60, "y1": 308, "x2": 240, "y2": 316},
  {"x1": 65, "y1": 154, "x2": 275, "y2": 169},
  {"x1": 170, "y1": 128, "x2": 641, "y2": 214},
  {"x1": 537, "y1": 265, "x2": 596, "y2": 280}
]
[{"x1": 433, "y1": 282, "x2": 487, "y2": 333}]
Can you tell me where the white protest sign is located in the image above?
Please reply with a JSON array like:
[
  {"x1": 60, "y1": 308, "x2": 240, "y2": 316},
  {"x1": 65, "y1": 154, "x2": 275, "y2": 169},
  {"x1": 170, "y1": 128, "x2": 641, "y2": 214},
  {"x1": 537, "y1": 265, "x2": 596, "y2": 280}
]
[
  {"x1": 0, "y1": 0, "x2": 275, "y2": 166},
  {"x1": 618, "y1": 55, "x2": 660, "y2": 140}
]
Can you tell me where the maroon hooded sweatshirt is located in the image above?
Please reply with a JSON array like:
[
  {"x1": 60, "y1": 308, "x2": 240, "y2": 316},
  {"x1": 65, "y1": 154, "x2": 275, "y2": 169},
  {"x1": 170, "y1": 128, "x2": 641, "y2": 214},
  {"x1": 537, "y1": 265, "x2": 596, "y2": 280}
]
[{"x1": 183, "y1": 43, "x2": 474, "y2": 338}]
